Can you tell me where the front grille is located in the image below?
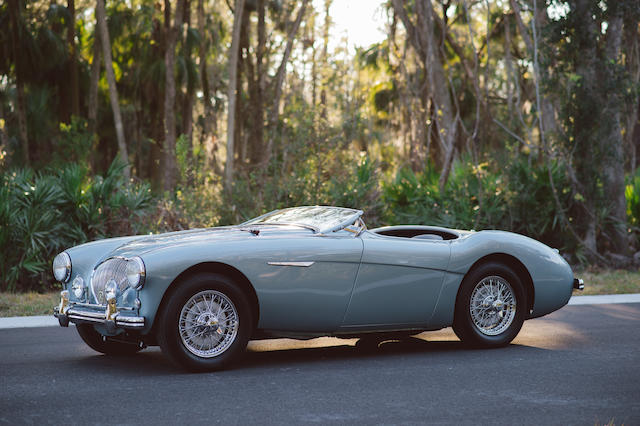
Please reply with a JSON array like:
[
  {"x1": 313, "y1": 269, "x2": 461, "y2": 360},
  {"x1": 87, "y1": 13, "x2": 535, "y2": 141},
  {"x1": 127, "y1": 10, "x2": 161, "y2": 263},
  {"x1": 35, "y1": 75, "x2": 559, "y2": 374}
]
[{"x1": 90, "y1": 258, "x2": 128, "y2": 305}]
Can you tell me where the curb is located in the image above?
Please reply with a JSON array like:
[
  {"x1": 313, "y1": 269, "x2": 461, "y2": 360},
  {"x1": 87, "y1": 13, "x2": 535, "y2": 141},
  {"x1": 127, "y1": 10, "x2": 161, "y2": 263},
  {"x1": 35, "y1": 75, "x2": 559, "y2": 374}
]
[
  {"x1": 1, "y1": 293, "x2": 640, "y2": 330},
  {"x1": 0, "y1": 315, "x2": 62, "y2": 329},
  {"x1": 567, "y1": 293, "x2": 640, "y2": 305}
]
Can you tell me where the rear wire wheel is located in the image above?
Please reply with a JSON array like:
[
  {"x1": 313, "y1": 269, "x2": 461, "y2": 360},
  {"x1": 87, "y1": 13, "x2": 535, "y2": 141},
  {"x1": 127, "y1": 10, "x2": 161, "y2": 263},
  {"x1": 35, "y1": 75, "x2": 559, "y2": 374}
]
[{"x1": 453, "y1": 262, "x2": 526, "y2": 347}]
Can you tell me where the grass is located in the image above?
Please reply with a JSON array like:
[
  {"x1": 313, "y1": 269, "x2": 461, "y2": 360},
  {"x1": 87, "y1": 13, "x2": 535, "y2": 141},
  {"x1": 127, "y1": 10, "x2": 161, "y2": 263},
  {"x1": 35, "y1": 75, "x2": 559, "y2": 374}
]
[
  {"x1": 0, "y1": 269, "x2": 639, "y2": 317},
  {"x1": 574, "y1": 268, "x2": 640, "y2": 295},
  {"x1": 0, "y1": 291, "x2": 60, "y2": 317}
]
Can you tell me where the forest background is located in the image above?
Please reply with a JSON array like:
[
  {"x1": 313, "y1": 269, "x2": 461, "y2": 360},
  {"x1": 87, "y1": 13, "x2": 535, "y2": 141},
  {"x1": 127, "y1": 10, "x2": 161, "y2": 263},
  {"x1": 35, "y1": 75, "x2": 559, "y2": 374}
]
[{"x1": 1, "y1": 0, "x2": 639, "y2": 292}]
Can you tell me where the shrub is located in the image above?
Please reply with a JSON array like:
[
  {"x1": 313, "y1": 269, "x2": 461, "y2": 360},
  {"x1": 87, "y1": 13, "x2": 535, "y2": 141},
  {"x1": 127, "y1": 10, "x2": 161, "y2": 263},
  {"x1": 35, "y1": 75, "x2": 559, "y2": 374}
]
[
  {"x1": 0, "y1": 159, "x2": 153, "y2": 292},
  {"x1": 627, "y1": 170, "x2": 640, "y2": 228},
  {"x1": 383, "y1": 160, "x2": 509, "y2": 230},
  {"x1": 383, "y1": 157, "x2": 573, "y2": 250},
  {"x1": 626, "y1": 169, "x2": 640, "y2": 248}
]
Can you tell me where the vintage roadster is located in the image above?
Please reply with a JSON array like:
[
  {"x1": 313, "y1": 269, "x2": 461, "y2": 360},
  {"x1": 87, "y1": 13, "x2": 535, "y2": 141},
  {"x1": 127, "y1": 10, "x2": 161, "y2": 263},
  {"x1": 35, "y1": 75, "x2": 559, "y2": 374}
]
[{"x1": 53, "y1": 206, "x2": 583, "y2": 371}]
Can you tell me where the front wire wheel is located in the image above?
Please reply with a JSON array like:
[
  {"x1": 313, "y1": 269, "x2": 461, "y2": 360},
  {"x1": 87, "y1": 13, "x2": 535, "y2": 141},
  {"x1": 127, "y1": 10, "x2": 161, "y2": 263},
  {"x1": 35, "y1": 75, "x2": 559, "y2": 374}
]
[
  {"x1": 158, "y1": 273, "x2": 253, "y2": 372},
  {"x1": 453, "y1": 262, "x2": 526, "y2": 348},
  {"x1": 178, "y1": 290, "x2": 239, "y2": 358}
]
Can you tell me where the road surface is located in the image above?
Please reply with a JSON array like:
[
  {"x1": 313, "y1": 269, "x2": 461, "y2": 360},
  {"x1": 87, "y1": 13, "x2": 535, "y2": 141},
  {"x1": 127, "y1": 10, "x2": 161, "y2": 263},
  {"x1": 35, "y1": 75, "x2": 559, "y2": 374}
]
[{"x1": 1, "y1": 303, "x2": 639, "y2": 425}]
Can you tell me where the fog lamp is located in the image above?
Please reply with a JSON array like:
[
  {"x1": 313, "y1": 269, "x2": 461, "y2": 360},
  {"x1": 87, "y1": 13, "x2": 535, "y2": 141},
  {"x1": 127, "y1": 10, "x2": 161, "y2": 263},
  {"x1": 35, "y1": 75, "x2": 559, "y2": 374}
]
[
  {"x1": 71, "y1": 276, "x2": 85, "y2": 299},
  {"x1": 105, "y1": 280, "x2": 118, "y2": 301}
]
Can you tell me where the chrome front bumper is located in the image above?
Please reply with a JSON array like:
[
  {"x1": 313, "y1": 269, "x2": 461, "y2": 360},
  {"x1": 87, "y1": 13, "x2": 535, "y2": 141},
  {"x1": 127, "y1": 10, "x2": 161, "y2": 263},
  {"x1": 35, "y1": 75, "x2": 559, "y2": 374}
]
[{"x1": 54, "y1": 304, "x2": 145, "y2": 332}]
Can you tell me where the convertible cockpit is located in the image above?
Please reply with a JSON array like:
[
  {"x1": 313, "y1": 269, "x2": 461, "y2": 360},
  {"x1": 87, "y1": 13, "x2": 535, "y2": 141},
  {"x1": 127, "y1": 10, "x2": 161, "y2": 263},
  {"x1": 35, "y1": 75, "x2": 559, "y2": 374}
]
[{"x1": 370, "y1": 225, "x2": 461, "y2": 240}]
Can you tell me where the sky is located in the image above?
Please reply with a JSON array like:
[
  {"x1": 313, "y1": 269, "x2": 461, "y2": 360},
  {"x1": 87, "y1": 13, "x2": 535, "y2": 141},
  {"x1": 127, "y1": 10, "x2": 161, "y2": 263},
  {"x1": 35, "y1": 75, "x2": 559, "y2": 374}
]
[{"x1": 320, "y1": 0, "x2": 387, "y2": 53}]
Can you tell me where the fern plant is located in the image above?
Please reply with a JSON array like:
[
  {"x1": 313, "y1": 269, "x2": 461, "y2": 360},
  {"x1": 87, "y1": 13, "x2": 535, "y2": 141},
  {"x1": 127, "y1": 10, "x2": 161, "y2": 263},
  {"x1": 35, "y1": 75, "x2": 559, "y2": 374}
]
[{"x1": 0, "y1": 159, "x2": 153, "y2": 292}]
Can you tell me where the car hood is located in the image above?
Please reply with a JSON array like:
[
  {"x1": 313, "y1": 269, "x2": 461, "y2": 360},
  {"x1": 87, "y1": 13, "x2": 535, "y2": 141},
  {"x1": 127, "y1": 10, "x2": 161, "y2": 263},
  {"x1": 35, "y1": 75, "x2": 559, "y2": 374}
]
[
  {"x1": 105, "y1": 227, "x2": 245, "y2": 258},
  {"x1": 105, "y1": 225, "x2": 312, "y2": 259}
]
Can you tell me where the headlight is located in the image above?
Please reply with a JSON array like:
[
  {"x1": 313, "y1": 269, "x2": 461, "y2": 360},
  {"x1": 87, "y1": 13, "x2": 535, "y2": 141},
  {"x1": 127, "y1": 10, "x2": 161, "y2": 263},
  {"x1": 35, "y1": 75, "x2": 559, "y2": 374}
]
[
  {"x1": 126, "y1": 257, "x2": 146, "y2": 289},
  {"x1": 71, "y1": 276, "x2": 85, "y2": 299},
  {"x1": 53, "y1": 252, "x2": 72, "y2": 283}
]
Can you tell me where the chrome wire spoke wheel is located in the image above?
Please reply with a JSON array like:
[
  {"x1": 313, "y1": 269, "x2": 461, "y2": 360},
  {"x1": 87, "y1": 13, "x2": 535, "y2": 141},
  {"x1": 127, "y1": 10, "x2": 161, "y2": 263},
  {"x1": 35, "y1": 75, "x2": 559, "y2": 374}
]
[
  {"x1": 179, "y1": 290, "x2": 239, "y2": 358},
  {"x1": 469, "y1": 275, "x2": 516, "y2": 336}
]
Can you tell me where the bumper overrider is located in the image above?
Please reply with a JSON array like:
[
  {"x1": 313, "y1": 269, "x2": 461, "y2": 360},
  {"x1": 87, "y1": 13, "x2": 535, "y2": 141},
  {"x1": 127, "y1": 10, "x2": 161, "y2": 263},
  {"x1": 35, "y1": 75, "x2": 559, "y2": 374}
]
[{"x1": 54, "y1": 290, "x2": 144, "y2": 333}]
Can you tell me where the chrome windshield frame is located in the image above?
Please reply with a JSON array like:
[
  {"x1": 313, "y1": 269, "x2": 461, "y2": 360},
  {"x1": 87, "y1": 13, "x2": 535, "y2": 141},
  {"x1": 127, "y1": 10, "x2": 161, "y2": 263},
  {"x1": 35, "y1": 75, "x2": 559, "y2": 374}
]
[
  {"x1": 317, "y1": 210, "x2": 364, "y2": 234},
  {"x1": 240, "y1": 206, "x2": 364, "y2": 235}
]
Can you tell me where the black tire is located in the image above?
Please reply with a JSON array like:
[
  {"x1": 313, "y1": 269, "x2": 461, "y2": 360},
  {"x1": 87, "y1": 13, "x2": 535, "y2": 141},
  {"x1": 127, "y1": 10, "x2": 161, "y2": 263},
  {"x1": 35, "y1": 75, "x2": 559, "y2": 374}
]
[
  {"x1": 157, "y1": 273, "x2": 253, "y2": 372},
  {"x1": 452, "y1": 262, "x2": 527, "y2": 348},
  {"x1": 76, "y1": 324, "x2": 142, "y2": 355},
  {"x1": 355, "y1": 336, "x2": 384, "y2": 351}
]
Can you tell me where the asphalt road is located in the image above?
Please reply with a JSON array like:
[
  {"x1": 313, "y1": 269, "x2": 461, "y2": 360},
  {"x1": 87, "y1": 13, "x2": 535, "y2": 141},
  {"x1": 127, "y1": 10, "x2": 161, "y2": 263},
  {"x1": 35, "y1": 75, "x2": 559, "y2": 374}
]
[{"x1": 1, "y1": 303, "x2": 639, "y2": 425}]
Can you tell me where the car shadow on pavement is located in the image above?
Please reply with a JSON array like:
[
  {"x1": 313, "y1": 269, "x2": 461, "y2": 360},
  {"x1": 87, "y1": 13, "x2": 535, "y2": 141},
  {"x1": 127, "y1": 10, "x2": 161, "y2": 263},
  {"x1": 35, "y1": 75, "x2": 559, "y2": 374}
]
[
  {"x1": 236, "y1": 336, "x2": 550, "y2": 371},
  {"x1": 67, "y1": 335, "x2": 553, "y2": 375}
]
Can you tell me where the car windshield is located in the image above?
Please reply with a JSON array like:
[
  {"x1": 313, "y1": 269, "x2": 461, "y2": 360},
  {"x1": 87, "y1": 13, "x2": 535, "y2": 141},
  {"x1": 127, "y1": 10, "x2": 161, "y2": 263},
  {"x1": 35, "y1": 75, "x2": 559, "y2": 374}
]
[{"x1": 242, "y1": 206, "x2": 363, "y2": 233}]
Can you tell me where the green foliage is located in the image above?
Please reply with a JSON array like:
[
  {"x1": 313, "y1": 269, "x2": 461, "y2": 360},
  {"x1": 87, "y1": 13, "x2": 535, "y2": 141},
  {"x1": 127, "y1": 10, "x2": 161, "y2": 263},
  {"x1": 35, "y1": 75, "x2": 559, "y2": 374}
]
[
  {"x1": 383, "y1": 157, "x2": 573, "y2": 249},
  {"x1": 0, "y1": 159, "x2": 153, "y2": 292},
  {"x1": 217, "y1": 155, "x2": 384, "y2": 227},
  {"x1": 1, "y1": 0, "x2": 638, "y2": 286},
  {"x1": 626, "y1": 170, "x2": 640, "y2": 231},
  {"x1": 543, "y1": 0, "x2": 639, "y2": 254},
  {"x1": 505, "y1": 158, "x2": 572, "y2": 246},
  {"x1": 54, "y1": 117, "x2": 95, "y2": 166}
]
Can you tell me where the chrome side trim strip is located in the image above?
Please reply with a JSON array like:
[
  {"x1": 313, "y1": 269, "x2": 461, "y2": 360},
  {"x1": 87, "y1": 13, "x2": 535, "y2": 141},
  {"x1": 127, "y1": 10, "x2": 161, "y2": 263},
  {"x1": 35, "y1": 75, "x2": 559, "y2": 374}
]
[{"x1": 267, "y1": 261, "x2": 315, "y2": 267}]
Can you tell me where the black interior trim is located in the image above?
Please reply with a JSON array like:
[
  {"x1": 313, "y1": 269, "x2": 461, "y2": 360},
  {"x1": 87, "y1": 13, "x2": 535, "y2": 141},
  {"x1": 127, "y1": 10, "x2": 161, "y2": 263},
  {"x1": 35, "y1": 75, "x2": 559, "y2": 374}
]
[{"x1": 373, "y1": 228, "x2": 458, "y2": 240}]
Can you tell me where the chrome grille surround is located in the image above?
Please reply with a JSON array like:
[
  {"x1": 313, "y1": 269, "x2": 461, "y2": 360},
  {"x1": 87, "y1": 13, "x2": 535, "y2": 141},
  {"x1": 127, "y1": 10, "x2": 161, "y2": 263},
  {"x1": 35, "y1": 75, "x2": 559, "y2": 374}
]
[{"x1": 90, "y1": 257, "x2": 129, "y2": 305}]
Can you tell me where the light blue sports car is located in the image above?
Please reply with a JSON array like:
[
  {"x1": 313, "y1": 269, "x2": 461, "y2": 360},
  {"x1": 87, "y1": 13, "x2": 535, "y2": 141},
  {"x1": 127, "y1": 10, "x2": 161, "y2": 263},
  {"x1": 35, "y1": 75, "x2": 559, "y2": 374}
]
[{"x1": 53, "y1": 206, "x2": 583, "y2": 371}]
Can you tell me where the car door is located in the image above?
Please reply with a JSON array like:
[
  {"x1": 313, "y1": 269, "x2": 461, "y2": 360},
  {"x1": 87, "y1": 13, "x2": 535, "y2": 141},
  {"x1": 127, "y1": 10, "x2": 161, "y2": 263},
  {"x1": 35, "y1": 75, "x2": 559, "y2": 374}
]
[
  {"x1": 240, "y1": 232, "x2": 364, "y2": 332},
  {"x1": 340, "y1": 232, "x2": 451, "y2": 329}
]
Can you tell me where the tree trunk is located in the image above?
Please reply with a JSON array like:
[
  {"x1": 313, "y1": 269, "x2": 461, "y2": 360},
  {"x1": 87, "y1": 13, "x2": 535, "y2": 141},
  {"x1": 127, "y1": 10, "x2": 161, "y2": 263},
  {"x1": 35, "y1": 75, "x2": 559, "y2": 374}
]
[
  {"x1": 67, "y1": 0, "x2": 80, "y2": 118},
  {"x1": 573, "y1": 0, "x2": 600, "y2": 257},
  {"x1": 181, "y1": 0, "x2": 194, "y2": 184},
  {"x1": 310, "y1": 8, "x2": 318, "y2": 110},
  {"x1": 391, "y1": 0, "x2": 457, "y2": 189},
  {"x1": 263, "y1": 0, "x2": 309, "y2": 166},
  {"x1": 235, "y1": 7, "x2": 250, "y2": 167},
  {"x1": 149, "y1": 17, "x2": 165, "y2": 190},
  {"x1": 510, "y1": 0, "x2": 558, "y2": 139},
  {"x1": 8, "y1": 0, "x2": 29, "y2": 166},
  {"x1": 624, "y1": 16, "x2": 640, "y2": 174},
  {"x1": 224, "y1": 0, "x2": 246, "y2": 192},
  {"x1": 601, "y1": 8, "x2": 628, "y2": 255},
  {"x1": 247, "y1": 0, "x2": 265, "y2": 165},
  {"x1": 319, "y1": 0, "x2": 331, "y2": 121},
  {"x1": 88, "y1": 28, "x2": 101, "y2": 135},
  {"x1": 197, "y1": 0, "x2": 217, "y2": 174},
  {"x1": 163, "y1": 0, "x2": 186, "y2": 191},
  {"x1": 96, "y1": 0, "x2": 130, "y2": 178}
]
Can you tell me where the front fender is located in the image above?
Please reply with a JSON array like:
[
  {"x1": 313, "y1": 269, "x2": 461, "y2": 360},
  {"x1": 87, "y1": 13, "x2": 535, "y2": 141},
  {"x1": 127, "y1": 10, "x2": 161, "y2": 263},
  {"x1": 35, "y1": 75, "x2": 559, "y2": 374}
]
[{"x1": 137, "y1": 240, "x2": 253, "y2": 333}]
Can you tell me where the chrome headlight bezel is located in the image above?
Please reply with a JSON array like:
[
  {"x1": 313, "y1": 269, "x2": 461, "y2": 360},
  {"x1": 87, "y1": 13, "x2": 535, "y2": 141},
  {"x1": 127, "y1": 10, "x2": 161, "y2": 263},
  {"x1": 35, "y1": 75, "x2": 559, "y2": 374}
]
[
  {"x1": 53, "y1": 252, "x2": 72, "y2": 283},
  {"x1": 126, "y1": 256, "x2": 146, "y2": 290}
]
